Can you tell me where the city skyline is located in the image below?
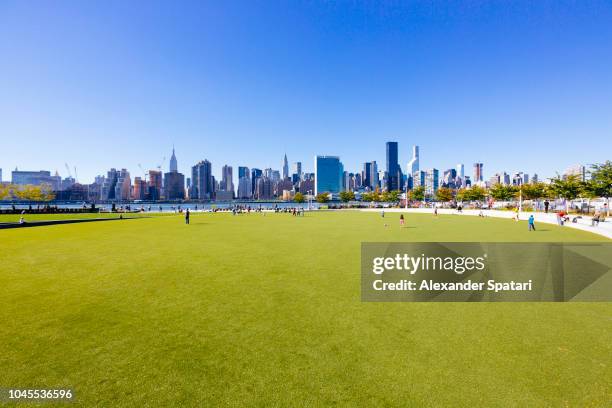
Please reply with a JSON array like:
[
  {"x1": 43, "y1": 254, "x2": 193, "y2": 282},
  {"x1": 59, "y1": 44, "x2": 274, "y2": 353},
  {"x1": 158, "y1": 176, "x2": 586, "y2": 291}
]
[{"x1": 1, "y1": 2, "x2": 612, "y2": 182}]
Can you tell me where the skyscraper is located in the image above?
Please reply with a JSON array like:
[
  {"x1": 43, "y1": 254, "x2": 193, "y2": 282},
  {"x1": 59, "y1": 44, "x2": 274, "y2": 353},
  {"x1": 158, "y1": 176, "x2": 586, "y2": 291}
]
[
  {"x1": 292, "y1": 162, "x2": 302, "y2": 180},
  {"x1": 169, "y1": 146, "x2": 178, "y2": 172},
  {"x1": 407, "y1": 145, "x2": 419, "y2": 176},
  {"x1": 363, "y1": 161, "x2": 378, "y2": 191},
  {"x1": 282, "y1": 154, "x2": 289, "y2": 180},
  {"x1": 164, "y1": 147, "x2": 185, "y2": 200},
  {"x1": 251, "y1": 168, "x2": 262, "y2": 195},
  {"x1": 237, "y1": 167, "x2": 252, "y2": 199},
  {"x1": 386, "y1": 142, "x2": 402, "y2": 191},
  {"x1": 473, "y1": 163, "x2": 484, "y2": 182},
  {"x1": 314, "y1": 156, "x2": 343, "y2": 195},
  {"x1": 191, "y1": 160, "x2": 213, "y2": 200},
  {"x1": 221, "y1": 165, "x2": 234, "y2": 193},
  {"x1": 147, "y1": 170, "x2": 162, "y2": 200},
  {"x1": 424, "y1": 168, "x2": 439, "y2": 197}
]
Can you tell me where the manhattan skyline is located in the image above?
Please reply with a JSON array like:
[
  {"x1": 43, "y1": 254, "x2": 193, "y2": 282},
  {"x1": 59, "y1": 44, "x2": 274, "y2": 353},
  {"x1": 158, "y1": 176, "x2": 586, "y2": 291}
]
[{"x1": 1, "y1": 1, "x2": 612, "y2": 182}]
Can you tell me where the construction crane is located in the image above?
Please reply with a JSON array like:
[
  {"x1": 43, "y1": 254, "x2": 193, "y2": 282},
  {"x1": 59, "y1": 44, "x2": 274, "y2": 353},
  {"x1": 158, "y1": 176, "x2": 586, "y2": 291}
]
[
  {"x1": 64, "y1": 163, "x2": 72, "y2": 179},
  {"x1": 157, "y1": 156, "x2": 166, "y2": 172},
  {"x1": 137, "y1": 164, "x2": 148, "y2": 182}
]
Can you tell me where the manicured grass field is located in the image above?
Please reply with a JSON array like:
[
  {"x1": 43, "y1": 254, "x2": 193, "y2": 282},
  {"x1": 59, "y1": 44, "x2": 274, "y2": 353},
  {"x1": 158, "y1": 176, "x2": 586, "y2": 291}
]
[{"x1": 0, "y1": 211, "x2": 609, "y2": 407}]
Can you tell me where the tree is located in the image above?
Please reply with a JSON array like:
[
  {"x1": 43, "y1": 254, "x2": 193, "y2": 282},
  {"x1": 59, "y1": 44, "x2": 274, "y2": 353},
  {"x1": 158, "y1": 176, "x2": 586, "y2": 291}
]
[
  {"x1": 380, "y1": 190, "x2": 400, "y2": 203},
  {"x1": 548, "y1": 174, "x2": 582, "y2": 211},
  {"x1": 40, "y1": 184, "x2": 55, "y2": 202},
  {"x1": 590, "y1": 161, "x2": 612, "y2": 216},
  {"x1": 488, "y1": 184, "x2": 517, "y2": 202},
  {"x1": 293, "y1": 192, "x2": 305, "y2": 203},
  {"x1": 435, "y1": 187, "x2": 453, "y2": 203},
  {"x1": 315, "y1": 193, "x2": 330, "y2": 203},
  {"x1": 459, "y1": 186, "x2": 486, "y2": 202},
  {"x1": 339, "y1": 190, "x2": 355, "y2": 203},
  {"x1": 409, "y1": 186, "x2": 425, "y2": 202},
  {"x1": 521, "y1": 183, "x2": 546, "y2": 201},
  {"x1": 0, "y1": 183, "x2": 11, "y2": 200}
]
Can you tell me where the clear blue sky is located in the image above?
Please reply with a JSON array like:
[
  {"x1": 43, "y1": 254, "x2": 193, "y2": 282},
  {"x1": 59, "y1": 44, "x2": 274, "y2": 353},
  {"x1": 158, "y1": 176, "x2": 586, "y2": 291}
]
[{"x1": 1, "y1": 0, "x2": 611, "y2": 183}]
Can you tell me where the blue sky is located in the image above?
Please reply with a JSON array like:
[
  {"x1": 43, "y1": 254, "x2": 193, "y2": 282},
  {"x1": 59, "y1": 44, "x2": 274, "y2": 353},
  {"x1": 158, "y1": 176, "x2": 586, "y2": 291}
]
[{"x1": 1, "y1": 0, "x2": 611, "y2": 183}]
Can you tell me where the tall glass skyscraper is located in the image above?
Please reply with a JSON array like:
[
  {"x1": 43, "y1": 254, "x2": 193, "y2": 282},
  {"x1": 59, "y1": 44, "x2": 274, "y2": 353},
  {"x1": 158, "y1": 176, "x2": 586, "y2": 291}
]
[
  {"x1": 386, "y1": 141, "x2": 402, "y2": 191},
  {"x1": 314, "y1": 156, "x2": 343, "y2": 195}
]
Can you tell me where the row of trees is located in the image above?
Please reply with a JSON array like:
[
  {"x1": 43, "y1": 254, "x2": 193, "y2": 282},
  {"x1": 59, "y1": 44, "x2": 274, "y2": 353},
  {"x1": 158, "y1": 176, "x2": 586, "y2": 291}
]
[{"x1": 0, "y1": 183, "x2": 56, "y2": 201}]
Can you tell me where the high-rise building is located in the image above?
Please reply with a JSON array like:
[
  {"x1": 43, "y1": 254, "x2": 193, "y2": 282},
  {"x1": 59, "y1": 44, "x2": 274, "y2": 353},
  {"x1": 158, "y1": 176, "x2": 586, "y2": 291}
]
[
  {"x1": 164, "y1": 171, "x2": 185, "y2": 200},
  {"x1": 169, "y1": 146, "x2": 178, "y2": 172},
  {"x1": 11, "y1": 170, "x2": 61, "y2": 190},
  {"x1": 163, "y1": 147, "x2": 185, "y2": 200},
  {"x1": 531, "y1": 174, "x2": 538, "y2": 183},
  {"x1": 282, "y1": 154, "x2": 289, "y2": 179},
  {"x1": 292, "y1": 162, "x2": 302, "y2": 180},
  {"x1": 238, "y1": 166, "x2": 249, "y2": 180},
  {"x1": 386, "y1": 142, "x2": 402, "y2": 191},
  {"x1": 148, "y1": 170, "x2": 162, "y2": 200},
  {"x1": 133, "y1": 177, "x2": 147, "y2": 200},
  {"x1": 255, "y1": 177, "x2": 273, "y2": 199},
  {"x1": 190, "y1": 160, "x2": 214, "y2": 200},
  {"x1": 442, "y1": 168, "x2": 457, "y2": 188},
  {"x1": 221, "y1": 165, "x2": 234, "y2": 195},
  {"x1": 456, "y1": 163, "x2": 464, "y2": 179},
  {"x1": 314, "y1": 156, "x2": 343, "y2": 195},
  {"x1": 424, "y1": 168, "x2": 439, "y2": 197},
  {"x1": 408, "y1": 145, "x2": 420, "y2": 176},
  {"x1": 237, "y1": 169, "x2": 252, "y2": 199},
  {"x1": 115, "y1": 169, "x2": 131, "y2": 201},
  {"x1": 473, "y1": 163, "x2": 484, "y2": 182},
  {"x1": 363, "y1": 161, "x2": 378, "y2": 191},
  {"x1": 251, "y1": 168, "x2": 262, "y2": 195},
  {"x1": 100, "y1": 168, "x2": 119, "y2": 200},
  {"x1": 512, "y1": 172, "x2": 529, "y2": 186}
]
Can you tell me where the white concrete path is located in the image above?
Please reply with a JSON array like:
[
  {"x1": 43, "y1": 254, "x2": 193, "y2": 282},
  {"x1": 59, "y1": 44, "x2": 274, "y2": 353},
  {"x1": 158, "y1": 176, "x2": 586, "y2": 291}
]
[{"x1": 360, "y1": 208, "x2": 612, "y2": 239}]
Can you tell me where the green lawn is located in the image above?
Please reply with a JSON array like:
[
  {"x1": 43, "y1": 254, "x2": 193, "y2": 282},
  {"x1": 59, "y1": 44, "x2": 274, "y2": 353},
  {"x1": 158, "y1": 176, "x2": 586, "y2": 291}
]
[
  {"x1": 0, "y1": 212, "x2": 167, "y2": 223},
  {"x1": 0, "y1": 211, "x2": 610, "y2": 407}
]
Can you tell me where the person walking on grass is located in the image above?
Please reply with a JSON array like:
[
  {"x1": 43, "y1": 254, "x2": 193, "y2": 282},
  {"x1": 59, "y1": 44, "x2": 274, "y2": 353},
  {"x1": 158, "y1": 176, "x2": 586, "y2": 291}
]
[
  {"x1": 400, "y1": 214, "x2": 405, "y2": 227},
  {"x1": 528, "y1": 214, "x2": 536, "y2": 231},
  {"x1": 185, "y1": 209, "x2": 190, "y2": 225}
]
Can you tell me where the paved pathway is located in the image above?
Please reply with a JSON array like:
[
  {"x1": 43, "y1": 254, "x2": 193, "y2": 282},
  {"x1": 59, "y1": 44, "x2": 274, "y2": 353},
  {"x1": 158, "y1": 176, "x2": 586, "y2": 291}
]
[{"x1": 360, "y1": 208, "x2": 612, "y2": 239}]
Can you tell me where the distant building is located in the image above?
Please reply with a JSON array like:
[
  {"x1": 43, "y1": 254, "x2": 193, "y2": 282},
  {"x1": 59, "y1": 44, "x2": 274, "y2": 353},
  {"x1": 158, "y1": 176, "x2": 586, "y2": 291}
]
[
  {"x1": 220, "y1": 165, "x2": 234, "y2": 197},
  {"x1": 169, "y1": 146, "x2": 178, "y2": 172},
  {"x1": 11, "y1": 170, "x2": 61, "y2": 190},
  {"x1": 386, "y1": 142, "x2": 402, "y2": 191},
  {"x1": 133, "y1": 177, "x2": 147, "y2": 200},
  {"x1": 407, "y1": 145, "x2": 420, "y2": 176},
  {"x1": 164, "y1": 171, "x2": 185, "y2": 200},
  {"x1": 114, "y1": 169, "x2": 131, "y2": 201},
  {"x1": 292, "y1": 162, "x2": 302, "y2": 180},
  {"x1": 424, "y1": 168, "x2": 439, "y2": 197},
  {"x1": 314, "y1": 156, "x2": 343, "y2": 195},
  {"x1": 255, "y1": 177, "x2": 273, "y2": 199},
  {"x1": 191, "y1": 160, "x2": 214, "y2": 200},
  {"x1": 363, "y1": 161, "x2": 378, "y2": 191},
  {"x1": 282, "y1": 154, "x2": 289, "y2": 179},
  {"x1": 251, "y1": 168, "x2": 262, "y2": 196},
  {"x1": 163, "y1": 147, "x2": 185, "y2": 200},
  {"x1": 413, "y1": 170, "x2": 426, "y2": 188},
  {"x1": 473, "y1": 163, "x2": 483, "y2": 182},
  {"x1": 148, "y1": 170, "x2": 162, "y2": 200},
  {"x1": 441, "y1": 168, "x2": 457, "y2": 188}
]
